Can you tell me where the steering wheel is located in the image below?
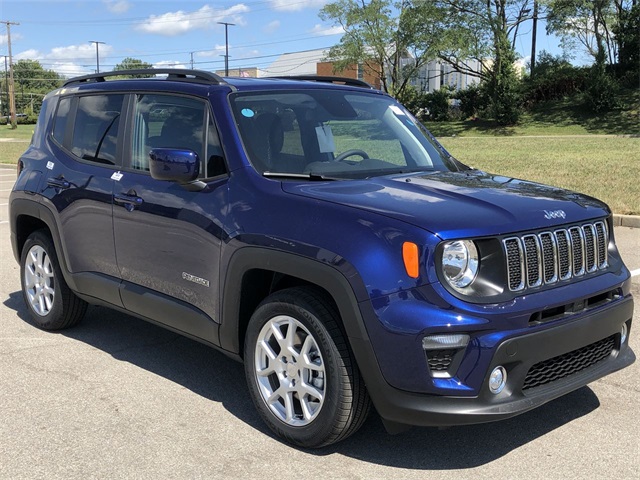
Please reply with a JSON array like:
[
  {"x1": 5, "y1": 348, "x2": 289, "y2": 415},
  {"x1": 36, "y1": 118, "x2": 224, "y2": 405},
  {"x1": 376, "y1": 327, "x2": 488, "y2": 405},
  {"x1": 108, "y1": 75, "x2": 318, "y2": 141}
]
[{"x1": 334, "y1": 149, "x2": 369, "y2": 162}]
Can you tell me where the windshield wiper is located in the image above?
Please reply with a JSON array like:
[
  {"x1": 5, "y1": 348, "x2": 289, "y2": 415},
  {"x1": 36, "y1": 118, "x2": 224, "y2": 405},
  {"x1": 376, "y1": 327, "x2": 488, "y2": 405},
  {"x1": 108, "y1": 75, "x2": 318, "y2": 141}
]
[{"x1": 263, "y1": 172, "x2": 341, "y2": 181}]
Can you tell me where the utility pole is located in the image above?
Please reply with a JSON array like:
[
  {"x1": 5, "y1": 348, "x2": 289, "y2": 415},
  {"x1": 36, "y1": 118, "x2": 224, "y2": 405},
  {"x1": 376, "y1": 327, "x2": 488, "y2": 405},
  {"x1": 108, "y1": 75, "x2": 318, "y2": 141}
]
[
  {"x1": 1, "y1": 20, "x2": 19, "y2": 129},
  {"x1": 190, "y1": 52, "x2": 194, "y2": 70},
  {"x1": 89, "y1": 40, "x2": 105, "y2": 73},
  {"x1": 217, "y1": 22, "x2": 234, "y2": 76},
  {"x1": 530, "y1": 1, "x2": 538, "y2": 77},
  {"x1": 2, "y1": 56, "x2": 8, "y2": 118}
]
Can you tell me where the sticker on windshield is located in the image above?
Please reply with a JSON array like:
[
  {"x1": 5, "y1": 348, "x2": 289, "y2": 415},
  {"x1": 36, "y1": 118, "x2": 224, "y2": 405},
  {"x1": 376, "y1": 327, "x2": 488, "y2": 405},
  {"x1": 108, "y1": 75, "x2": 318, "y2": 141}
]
[
  {"x1": 46, "y1": 161, "x2": 54, "y2": 170},
  {"x1": 315, "y1": 125, "x2": 335, "y2": 153},
  {"x1": 389, "y1": 105, "x2": 405, "y2": 116},
  {"x1": 111, "y1": 171, "x2": 123, "y2": 181},
  {"x1": 241, "y1": 108, "x2": 255, "y2": 118}
]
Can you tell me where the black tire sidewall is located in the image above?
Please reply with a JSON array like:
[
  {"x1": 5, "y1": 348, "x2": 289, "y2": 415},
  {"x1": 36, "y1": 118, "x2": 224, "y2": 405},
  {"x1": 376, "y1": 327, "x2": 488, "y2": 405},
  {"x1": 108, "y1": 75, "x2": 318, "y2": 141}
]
[
  {"x1": 244, "y1": 295, "x2": 347, "y2": 447},
  {"x1": 20, "y1": 231, "x2": 66, "y2": 329}
]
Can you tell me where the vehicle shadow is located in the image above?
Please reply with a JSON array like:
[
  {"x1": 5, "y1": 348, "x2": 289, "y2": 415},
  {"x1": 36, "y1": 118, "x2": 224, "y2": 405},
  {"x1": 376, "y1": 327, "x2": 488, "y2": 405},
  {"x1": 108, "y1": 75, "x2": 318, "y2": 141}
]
[{"x1": 4, "y1": 291, "x2": 600, "y2": 469}]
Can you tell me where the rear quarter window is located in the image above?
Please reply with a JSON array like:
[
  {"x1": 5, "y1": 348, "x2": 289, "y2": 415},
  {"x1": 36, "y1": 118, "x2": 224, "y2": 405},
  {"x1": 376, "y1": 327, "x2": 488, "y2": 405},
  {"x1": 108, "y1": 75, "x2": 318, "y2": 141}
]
[{"x1": 52, "y1": 97, "x2": 72, "y2": 146}]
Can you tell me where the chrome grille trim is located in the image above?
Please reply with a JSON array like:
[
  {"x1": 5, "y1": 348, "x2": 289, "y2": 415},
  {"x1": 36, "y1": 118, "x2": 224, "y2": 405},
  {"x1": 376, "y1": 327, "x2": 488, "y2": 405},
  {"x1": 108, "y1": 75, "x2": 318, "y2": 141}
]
[
  {"x1": 504, "y1": 221, "x2": 609, "y2": 292},
  {"x1": 582, "y1": 224, "x2": 597, "y2": 273},
  {"x1": 522, "y1": 234, "x2": 543, "y2": 287},
  {"x1": 569, "y1": 227, "x2": 585, "y2": 276},
  {"x1": 503, "y1": 237, "x2": 525, "y2": 292},
  {"x1": 555, "y1": 229, "x2": 572, "y2": 281},
  {"x1": 539, "y1": 232, "x2": 558, "y2": 284},
  {"x1": 594, "y1": 221, "x2": 608, "y2": 269}
]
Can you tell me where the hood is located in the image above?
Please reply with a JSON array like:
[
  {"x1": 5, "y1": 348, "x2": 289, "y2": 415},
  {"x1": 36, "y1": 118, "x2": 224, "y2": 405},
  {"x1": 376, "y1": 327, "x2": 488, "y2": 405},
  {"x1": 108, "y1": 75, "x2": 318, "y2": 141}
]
[{"x1": 282, "y1": 170, "x2": 610, "y2": 239}]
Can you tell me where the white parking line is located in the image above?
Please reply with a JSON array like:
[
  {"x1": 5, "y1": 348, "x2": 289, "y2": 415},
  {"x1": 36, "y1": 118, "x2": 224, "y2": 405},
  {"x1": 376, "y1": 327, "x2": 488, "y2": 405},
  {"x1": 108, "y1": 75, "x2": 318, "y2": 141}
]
[
  {"x1": 0, "y1": 203, "x2": 8, "y2": 206},
  {"x1": 0, "y1": 221, "x2": 7, "y2": 225},
  {"x1": 0, "y1": 189, "x2": 12, "y2": 192},
  {"x1": 631, "y1": 268, "x2": 640, "y2": 277}
]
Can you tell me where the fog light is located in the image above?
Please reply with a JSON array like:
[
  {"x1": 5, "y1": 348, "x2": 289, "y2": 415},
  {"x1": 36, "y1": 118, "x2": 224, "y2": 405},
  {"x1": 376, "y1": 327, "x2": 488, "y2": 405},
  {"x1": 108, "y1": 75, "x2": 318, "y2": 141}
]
[
  {"x1": 488, "y1": 366, "x2": 507, "y2": 394},
  {"x1": 422, "y1": 334, "x2": 470, "y2": 350},
  {"x1": 621, "y1": 323, "x2": 628, "y2": 344}
]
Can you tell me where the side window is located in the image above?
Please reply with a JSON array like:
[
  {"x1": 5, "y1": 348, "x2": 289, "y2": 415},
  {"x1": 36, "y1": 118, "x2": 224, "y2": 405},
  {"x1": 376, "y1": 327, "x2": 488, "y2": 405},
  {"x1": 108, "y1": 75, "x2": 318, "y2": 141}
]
[
  {"x1": 52, "y1": 97, "x2": 72, "y2": 146},
  {"x1": 130, "y1": 94, "x2": 206, "y2": 172},
  {"x1": 70, "y1": 94, "x2": 124, "y2": 165}
]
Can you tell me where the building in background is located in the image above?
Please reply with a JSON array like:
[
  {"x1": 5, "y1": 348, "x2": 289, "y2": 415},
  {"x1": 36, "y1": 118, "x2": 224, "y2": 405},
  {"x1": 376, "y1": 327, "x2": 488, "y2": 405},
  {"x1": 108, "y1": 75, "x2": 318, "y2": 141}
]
[{"x1": 228, "y1": 48, "x2": 483, "y2": 95}]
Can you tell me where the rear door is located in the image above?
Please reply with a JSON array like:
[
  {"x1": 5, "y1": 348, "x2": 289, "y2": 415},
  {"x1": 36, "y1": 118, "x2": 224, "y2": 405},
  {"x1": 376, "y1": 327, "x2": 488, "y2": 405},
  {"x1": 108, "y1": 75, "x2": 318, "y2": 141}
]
[
  {"x1": 112, "y1": 92, "x2": 228, "y2": 343},
  {"x1": 40, "y1": 93, "x2": 126, "y2": 305}
]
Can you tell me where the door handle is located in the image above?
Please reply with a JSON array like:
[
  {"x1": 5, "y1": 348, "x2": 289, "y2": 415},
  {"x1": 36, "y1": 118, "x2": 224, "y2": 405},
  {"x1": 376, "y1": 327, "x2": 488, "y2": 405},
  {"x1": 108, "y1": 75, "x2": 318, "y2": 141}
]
[
  {"x1": 47, "y1": 177, "x2": 70, "y2": 190},
  {"x1": 114, "y1": 191, "x2": 144, "y2": 212}
]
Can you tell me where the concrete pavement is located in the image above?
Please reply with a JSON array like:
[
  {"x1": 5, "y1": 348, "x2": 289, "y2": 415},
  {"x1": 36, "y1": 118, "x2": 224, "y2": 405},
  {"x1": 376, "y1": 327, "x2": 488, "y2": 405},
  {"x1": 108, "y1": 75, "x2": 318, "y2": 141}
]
[{"x1": 0, "y1": 164, "x2": 638, "y2": 479}]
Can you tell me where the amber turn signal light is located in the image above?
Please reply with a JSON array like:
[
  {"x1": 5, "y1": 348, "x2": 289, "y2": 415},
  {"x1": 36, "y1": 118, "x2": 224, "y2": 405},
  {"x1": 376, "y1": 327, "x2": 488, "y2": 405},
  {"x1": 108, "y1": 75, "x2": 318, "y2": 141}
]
[{"x1": 402, "y1": 241, "x2": 419, "y2": 278}]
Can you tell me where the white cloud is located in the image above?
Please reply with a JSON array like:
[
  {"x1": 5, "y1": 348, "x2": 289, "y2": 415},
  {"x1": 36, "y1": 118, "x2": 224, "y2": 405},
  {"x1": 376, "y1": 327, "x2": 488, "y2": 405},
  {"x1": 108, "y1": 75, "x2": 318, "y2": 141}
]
[
  {"x1": 264, "y1": 20, "x2": 280, "y2": 34},
  {"x1": 15, "y1": 43, "x2": 114, "y2": 78},
  {"x1": 153, "y1": 61, "x2": 188, "y2": 69},
  {"x1": 103, "y1": 0, "x2": 132, "y2": 14},
  {"x1": 270, "y1": 0, "x2": 327, "y2": 12},
  {"x1": 15, "y1": 49, "x2": 42, "y2": 61},
  {"x1": 196, "y1": 46, "x2": 227, "y2": 58},
  {"x1": 1, "y1": 32, "x2": 23, "y2": 46},
  {"x1": 309, "y1": 24, "x2": 344, "y2": 36},
  {"x1": 136, "y1": 4, "x2": 250, "y2": 36}
]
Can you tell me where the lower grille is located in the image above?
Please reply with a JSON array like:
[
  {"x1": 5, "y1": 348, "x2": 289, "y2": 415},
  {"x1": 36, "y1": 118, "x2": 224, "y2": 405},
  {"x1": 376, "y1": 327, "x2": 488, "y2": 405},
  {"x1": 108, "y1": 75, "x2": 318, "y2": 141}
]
[
  {"x1": 426, "y1": 350, "x2": 455, "y2": 372},
  {"x1": 522, "y1": 335, "x2": 615, "y2": 390}
]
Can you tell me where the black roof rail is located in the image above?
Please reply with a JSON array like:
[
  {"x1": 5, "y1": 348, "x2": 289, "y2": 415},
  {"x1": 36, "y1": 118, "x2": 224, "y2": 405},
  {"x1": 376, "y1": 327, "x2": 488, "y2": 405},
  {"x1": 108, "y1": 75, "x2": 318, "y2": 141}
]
[
  {"x1": 62, "y1": 69, "x2": 228, "y2": 87},
  {"x1": 270, "y1": 75, "x2": 374, "y2": 89}
]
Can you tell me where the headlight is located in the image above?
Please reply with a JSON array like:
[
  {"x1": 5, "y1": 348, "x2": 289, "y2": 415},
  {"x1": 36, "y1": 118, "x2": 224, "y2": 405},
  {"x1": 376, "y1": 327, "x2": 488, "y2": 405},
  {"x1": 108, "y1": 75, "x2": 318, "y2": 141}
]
[{"x1": 442, "y1": 240, "x2": 479, "y2": 289}]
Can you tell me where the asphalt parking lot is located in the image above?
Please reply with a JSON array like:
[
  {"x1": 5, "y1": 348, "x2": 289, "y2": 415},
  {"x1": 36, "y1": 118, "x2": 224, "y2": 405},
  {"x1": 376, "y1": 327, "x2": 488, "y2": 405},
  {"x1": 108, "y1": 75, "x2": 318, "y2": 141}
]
[{"x1": 0, "y1": 164, "x2": 638, "y2": 479}]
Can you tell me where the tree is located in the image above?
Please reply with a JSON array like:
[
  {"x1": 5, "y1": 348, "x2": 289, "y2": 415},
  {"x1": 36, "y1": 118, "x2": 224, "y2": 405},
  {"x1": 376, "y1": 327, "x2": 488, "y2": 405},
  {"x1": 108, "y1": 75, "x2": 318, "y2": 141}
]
[
  {"x1": 612, "y1": 2, "x2": 640, "y2": 72},
  {"x1": 433, "y1": 0, "x2": 530, "y2": 124},
  {"x1": 0, "y1": 60, "x2": 63, "y2": 115},
  {"x1": 319, "y1": 0, "x2": 449, "y2": 103},
  {"x1": 546, "y1": 0, "x2": 637, "y2": 66},
  {"x1": 114, "y1": 57, "x2": 154, "y2": 77}
]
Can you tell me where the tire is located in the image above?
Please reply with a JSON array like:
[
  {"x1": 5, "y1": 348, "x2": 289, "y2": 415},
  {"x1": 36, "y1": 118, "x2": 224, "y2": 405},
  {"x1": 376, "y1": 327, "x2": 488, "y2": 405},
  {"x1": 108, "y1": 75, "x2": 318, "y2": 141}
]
[
  {"x1": 20, "y1": 230, "x2": 88, "y2": 330},
  {"x1": 244, "y1": 286, "x2": 371, "y2": 448}
]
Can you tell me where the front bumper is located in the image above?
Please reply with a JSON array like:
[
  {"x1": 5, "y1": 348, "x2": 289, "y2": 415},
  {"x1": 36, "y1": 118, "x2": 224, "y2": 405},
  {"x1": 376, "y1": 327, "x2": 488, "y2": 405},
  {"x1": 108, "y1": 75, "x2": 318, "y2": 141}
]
[{"x1": 353, "y1": 295, "x2": 634, "y2": 427}]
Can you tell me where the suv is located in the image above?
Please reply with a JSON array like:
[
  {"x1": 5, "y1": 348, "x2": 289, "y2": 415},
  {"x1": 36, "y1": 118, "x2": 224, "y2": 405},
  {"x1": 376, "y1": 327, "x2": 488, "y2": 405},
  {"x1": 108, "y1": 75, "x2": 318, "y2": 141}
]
[{"x1": 9, "y1": 69, "x2": 635, "y2": 448}]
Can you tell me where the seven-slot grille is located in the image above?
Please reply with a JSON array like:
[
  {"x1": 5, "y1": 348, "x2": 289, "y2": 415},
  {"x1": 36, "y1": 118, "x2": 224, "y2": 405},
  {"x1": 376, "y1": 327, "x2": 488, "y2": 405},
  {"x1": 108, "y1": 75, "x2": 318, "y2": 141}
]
[{"x1": 503, "y1": 221, "x2": 608, "y2": 292}]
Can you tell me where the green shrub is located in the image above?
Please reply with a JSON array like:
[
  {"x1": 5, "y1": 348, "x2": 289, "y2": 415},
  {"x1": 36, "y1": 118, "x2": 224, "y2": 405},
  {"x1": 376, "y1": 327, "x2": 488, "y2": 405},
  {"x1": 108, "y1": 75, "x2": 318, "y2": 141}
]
[
  {"x1": 523, "y1": 51, "x2": 588, "y2": 106},
  {"x1": 585, "y1": 68, "x2": 619, "y2": 113},
  {"x1": 454, "y1": 84, "x2": 487, "y2": 119}
]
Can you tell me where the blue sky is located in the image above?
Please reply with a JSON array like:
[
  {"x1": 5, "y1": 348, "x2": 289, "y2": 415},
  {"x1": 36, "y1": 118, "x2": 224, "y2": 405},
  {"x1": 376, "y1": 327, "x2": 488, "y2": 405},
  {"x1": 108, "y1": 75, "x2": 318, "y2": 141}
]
[{"x1": 0, "y1": 0, "x2": 568, "y2": 78}]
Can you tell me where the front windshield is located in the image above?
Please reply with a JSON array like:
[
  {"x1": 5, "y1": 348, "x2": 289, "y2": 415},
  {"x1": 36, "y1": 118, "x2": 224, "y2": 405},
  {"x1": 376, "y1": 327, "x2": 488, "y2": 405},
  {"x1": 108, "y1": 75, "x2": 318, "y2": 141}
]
[{"x1": 230, "y1": 88, "x2": 460, "y2": 179}]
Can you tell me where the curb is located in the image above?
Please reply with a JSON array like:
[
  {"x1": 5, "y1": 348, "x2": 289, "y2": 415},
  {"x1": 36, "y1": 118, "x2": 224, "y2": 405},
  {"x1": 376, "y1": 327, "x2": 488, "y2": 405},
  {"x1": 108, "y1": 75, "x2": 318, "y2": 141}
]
[{"x1": 613, "y1": 214, "x2": 640, "y2": 229}]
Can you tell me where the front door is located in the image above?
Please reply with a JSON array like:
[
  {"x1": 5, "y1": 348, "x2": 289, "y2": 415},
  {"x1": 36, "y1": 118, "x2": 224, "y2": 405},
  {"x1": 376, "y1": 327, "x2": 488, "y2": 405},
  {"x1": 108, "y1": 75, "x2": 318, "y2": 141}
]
[{"x1": 112, "y1": 93, "x2": 228, "y2": 342}]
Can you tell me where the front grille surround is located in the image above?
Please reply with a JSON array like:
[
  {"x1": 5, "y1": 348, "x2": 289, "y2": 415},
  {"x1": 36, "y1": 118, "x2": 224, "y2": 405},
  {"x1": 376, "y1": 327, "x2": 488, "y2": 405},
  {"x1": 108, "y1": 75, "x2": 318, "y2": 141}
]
[{"x1": 503, "y1": 221, "x2": 608, "y2": 292}]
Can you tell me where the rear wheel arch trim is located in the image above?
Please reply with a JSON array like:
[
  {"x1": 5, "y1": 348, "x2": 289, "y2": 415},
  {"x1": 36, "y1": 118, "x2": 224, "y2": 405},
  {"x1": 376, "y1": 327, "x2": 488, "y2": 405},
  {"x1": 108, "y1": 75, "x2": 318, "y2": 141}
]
[{"x1": 11, "y1": 198, "x2": 77, "y2": 291}]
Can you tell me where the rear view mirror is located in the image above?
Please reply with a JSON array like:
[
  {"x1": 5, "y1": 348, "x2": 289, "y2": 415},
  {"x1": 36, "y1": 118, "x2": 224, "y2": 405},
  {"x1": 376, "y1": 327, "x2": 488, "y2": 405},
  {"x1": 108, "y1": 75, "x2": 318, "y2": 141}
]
[{"x1": 149, "y1": 148, "x2": 200, "y2": 184}]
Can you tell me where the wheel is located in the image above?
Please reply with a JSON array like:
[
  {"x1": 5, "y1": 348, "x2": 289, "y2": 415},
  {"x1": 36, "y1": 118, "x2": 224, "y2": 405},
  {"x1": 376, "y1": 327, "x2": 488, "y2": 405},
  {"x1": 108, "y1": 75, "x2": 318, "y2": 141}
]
[
  {"x1": 334, "y1": 149, "x2": 369, "y2": 162},
  {"x1": 20, "y1": 230, "x2": 88, "y2": 330},
  {"x1": 244, "y1": 286, "x2": 371, "y2": 448}
]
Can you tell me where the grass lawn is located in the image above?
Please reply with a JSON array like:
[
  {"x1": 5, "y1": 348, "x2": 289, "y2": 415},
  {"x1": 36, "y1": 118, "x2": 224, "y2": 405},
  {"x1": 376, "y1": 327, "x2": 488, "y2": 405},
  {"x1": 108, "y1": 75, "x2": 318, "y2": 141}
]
[{"x1": 438, "y1": 136, "x2": 640, "y2": 215}]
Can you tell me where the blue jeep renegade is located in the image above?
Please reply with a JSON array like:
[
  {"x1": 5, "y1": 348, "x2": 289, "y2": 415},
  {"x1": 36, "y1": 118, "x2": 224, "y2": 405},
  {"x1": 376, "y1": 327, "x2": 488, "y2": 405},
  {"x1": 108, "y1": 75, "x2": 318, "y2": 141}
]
[{"x1": 9, "y1": 69, "x2": 635, "y2": 447}]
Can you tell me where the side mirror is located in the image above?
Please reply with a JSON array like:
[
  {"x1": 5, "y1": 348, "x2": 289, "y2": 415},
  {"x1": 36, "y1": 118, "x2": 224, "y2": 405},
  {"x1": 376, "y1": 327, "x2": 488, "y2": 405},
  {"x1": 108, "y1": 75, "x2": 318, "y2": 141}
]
[{"x1": 149, "y1": 148, "x2": 200, "y2": 184}]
